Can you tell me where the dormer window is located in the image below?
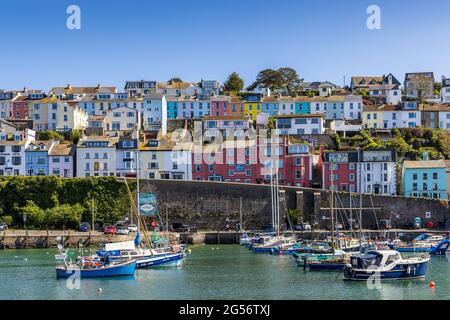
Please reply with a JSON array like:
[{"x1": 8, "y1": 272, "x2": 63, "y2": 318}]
[
  {"x1": 39, "y1": 144, "x2": 45, "y2": 150},
  {"x1": 14, "y1": 134, "x2": 22, "y2": 141},
  {"x1": 0, "y1": 133, "x2": 6, "y2": 141}
]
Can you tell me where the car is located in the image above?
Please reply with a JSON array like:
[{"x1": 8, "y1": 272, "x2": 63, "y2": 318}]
[
  {"x1": 103, "y1": 225, "x2": 117, "y2": 235},
  {"x1": 116, "y1": 227, "x2": 129, "y2": 235},
  {"x1": 171, "y1": 223, "x2": 197, "y2": 233},
  {"x1": 79, "y1": 222, "x2": 90, "y2": 232},
  {"x1": 128, "y1": 224, "x2": 138, "y2": 232},
  {"x1": 294, "y1": 223, "x2": 311, "y2": 231},
  {"x1": 0, "y1": 223, "x2": 8, "y2": 231}
]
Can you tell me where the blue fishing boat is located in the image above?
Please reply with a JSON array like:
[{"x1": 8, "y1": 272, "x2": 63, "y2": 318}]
[
  {"x1": 389, "y1": 234, "x2": 445, "y2": 253},
  {"x1": 343, "y1": 250, "x2": 430, "y2": 281},
  {"x1": 56, "y1": 256, "x2": 136, "y2": 279},
  {"x1": 429, "y1": 239, "x2": 450, "y2": 256}
]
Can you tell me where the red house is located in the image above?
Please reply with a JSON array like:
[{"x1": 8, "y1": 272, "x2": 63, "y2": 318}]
[
  {"x1": 12, "y1": 96, "x2": 29, "y2": 120},
  {"x1": 321, "y1": 150, "x2": 359, "y2": 192},
  {"x1": 192, "y1": 137, "x2": 313, "y2": 187}
]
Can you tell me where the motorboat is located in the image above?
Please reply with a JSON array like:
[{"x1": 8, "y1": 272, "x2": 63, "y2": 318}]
[{"x1": 343, "y1": 250, "x2": 430, "y2": 281}]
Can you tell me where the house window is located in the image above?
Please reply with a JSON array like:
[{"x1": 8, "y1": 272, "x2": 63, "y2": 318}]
[{"x1": 433, "y1": 172, "x2": 438, "y2": 179}]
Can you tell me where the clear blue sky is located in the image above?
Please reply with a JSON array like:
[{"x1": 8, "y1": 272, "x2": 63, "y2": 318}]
[{"x1": 1, "y1": 0, "x2": 450, "y2": 91}]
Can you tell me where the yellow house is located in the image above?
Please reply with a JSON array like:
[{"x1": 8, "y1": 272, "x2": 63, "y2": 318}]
[
  {"x1": 244, "y1": 101, "x2": 262, "y2": 121},
  {"x1": 362, "y1": 105, "x2": 383, "y2": 129}
]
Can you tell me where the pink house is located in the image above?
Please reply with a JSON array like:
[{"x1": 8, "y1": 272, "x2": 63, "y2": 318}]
[
  {"x1": 48, "y1": 143, "x2": 75, "y2": 177},
  {"x1": 210, "y1": 96, "x2": 245, "y2": 117}
]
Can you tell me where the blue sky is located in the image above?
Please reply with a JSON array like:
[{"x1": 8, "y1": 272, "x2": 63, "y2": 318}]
[{"x1": 1, "y1": 0, "x2": 450, "y2": 90}]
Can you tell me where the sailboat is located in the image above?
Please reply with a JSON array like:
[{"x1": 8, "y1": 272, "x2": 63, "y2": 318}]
[
  {"x1": 93, "y1": 151, "x2": 184, "y2": 268},
  {"x1": 251, "y1": 167, "x2": 296, "y2": 254}
]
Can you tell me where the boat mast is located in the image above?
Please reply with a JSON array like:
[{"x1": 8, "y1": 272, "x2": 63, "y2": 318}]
[
  {"x1": 330, "y1": 159, "x2": 335, "y2": 249},
  {"x1": 270, "y1": 167, "x2": 275, "y2": 233},
  {"x1": 359, "y1": 161, "x2": 363, "y2": 252},
  {"x1": 136, "y1": 150, "x2": 140, "y2": 233}
]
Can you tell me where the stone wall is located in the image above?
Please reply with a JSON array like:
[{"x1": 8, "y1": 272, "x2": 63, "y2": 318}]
[{"x1": 140, "y1": 179, "x2": 450, "y2": 230}]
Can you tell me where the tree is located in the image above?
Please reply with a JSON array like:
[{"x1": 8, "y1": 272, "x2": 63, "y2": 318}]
[
  {"x1": 0, "y1": 215, "x2": 13, "y2": 226},
  {"x1": 167, "y1": 77, "x2": 183, "y2": 84},
  {"x1": 70, "y1": 129, "x2": 81, "y2": 145},
  {"x1": 37, "y1": 131, "x2": 64, "y2": 141},
  {"x1": 387, "y1": 135, "x2": 410, "y2": 158},
  {"x1": 247, "y1": 68, "x2": 285, "y2": 92},
  {"x1": 20, "y1": 200, "x2": 45, "y2": 228},
  {"x1": 248, "y1": 67, "x2": 302, "y2": 96},
  {"x1": 45, "y1": 204, "x2": 84, "y2": 229},
  {"x1": 278, "y1": 67, "x2": 302, "y2": 95},
  {"x1": 223, "y1": 72, "x2": 244, "y2": 93}
]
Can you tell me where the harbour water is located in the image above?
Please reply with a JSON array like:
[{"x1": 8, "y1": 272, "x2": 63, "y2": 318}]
[{"x1": 0, "y1": 245, "x2": 449, "y2": 300}]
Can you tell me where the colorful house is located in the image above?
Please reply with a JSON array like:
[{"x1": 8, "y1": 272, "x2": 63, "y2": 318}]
[
  {"x1": 402, "y1": 160, "x2": 447, "y2": 200},
  {"x1": 48, "y1": 143, "x2": 75, "y2": 177},
  {"x1": 25, "y1": 140, "x2": 57, "y2": 176}
]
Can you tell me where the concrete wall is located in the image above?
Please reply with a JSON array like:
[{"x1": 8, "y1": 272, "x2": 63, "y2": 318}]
[{"x1": 139, "y1": 179, "x2": 450, "y2": 230}]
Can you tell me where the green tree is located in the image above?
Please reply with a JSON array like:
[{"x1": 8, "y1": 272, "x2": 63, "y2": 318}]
[
  {"x1": 278, "y1": 67, "x2": 302, "y2": 95},
  {"x1": 0, "y1": 215, "x2": 13, "y2": 226},
  {"x1": 70, "y1": 129, "x2": 81, "y2": 145},
  {"x1": 45, "y1": 204, "x2": 84, "y2": 229},
  {"x1": 37, "y1": 131, "x2": 64, "y2": 141},
  {"x1": 20, "y1": 200, "x2": 45, "y2": 228},
  {"x1": 387, "y1": 135, "x2": 410, "y2": 158},
  {"x1": 223, "y1": 72, "x2": 244, "y2": 93}
]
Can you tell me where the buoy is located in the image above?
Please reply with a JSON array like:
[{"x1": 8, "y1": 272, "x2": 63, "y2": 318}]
[
  {"x1": 187, "y1": 249, "x2": 192, "y2": 254},
  {"x1": 24, "y1": 258, "x2": 28, "y2": 262},
  {"x1": 46, "y1": 252, "x2": 49, "y2": 255},
  {"x1": 211, "y1": 248, "x2": 214, "y2": 250},
  {"x1": 278, "y1": 251, "x2": 283, "y2": 256},
  {"x1": 216, "y1": 247, "x2": 219, "y2": 250},
  {"x1": 97, "y1": 288, "x2": 103, "y2": 293},
  {"x1": 429, "y1": 281, "x2": 436, "y2": 288}
]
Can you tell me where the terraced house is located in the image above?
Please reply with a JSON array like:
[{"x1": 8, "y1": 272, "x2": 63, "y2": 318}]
[
  {"x1": 0, "y1": 129, "x2": 35, "y2": 176},
  {"x1": 402, "y1": 160, "x2": 447, "y2": 200},
  {"x1": 363, "y1": 102, "x2": 422, "y2": 129},
  {"x1": 25, "y1": 140, "x2": 58, "y2": 176},
  {"x1": 48, "y1": 143, "x2": 75, "y2": 178},
  {"x1": 76, "y1": 136, "x2": 118, "y2": 177},
  {"x1": 274, "y1": 114, "x2": 325, "y2": 135}
]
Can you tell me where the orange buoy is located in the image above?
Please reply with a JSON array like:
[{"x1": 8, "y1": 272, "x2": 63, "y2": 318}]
[{"x1": 429, "y1": 281, "x2": 436, "y2": 288}]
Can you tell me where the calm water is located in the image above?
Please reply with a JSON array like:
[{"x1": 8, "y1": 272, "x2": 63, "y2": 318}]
[{"x1": 0, "y1": 245, "x2": 449, "y2": 300}]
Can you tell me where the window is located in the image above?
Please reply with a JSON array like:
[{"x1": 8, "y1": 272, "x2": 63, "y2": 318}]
[
  {"x1": 12, "y1": 146, "x2": 21, "y2": 153},
  {"x1": 423, "y1": 173, "x2": 428, "y2": 180},
  {"x1": 52, "y1": 157, "x2": 60, "y2": 163},
  {"x1": 12, "y1": 157, "x2": 21, "y2": 165},
  {"x1": 413, "y1": 173, "x2": 417, "y2": 180},
  {"x1": 433, "y1": 172, "x2": 438, "y2": 179},
  {"x1": 228, "y1": 169, "x2": 235, "y2": 176}
]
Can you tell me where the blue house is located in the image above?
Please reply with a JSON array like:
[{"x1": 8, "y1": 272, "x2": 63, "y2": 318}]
[
  {"x1": 25, "y1": 141, "x2": 56, "y2": 176},
  {"x1": 295, "y1": 101, "x2": 311, "y2": 114},
  {"x1": 402, "y1": 160, "x2": 447, "y2": 200}
]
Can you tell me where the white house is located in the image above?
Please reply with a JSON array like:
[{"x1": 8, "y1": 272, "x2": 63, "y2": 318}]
[
  {"x1": 76, "y1": 136, "x2": 118, "y2": 177},
  {"x1": 343, "y1": 95, "x2": 363, "y2": 120},
  {"x1": 0, "y1": 129, "x2": 35, "y2": 176},
  {"x1": 441, "y1": 77, "x2": 450, "y2": 103},
  {"x1": 0, "y1": 90, "x2": 16, "y2": 119},
  {"x1": 274, "y1": 114, "x2": 325, "y2": 135},
  {"x1": 139, "y1": 94, "x2": 167, "y2": 135},
  {"x1": 104, "y1": 106, "x2": 141, "y2": 134},
  {"x1": 115, "y1": 133, "x2": 139, "y2": 178},
  {"x1": 359, "y1": 149, "x2": 397, "y2": 196},
  {"x1": 139, "y1": 139, "x2": 192, "y2": 180}
]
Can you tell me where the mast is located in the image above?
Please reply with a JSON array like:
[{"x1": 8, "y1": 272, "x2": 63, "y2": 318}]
[
  {"x1": 270, "y1": 167, "x2": 275, "y2": 233},
  {"x1": 239, "y1": 196, "x2": 243, "y2": 232},
  {"x1": 275, "y1": 169, "x2": 280, "y2": 237},
  {"x1": 330, "y1": 160, "x2": 335, "y2": 249},
  {"x1": 136, "y1": 150, "x2": 140, "y2": 232},
  {"x1": 359, "y1": 160, "x2": 363, "y2": 252}
]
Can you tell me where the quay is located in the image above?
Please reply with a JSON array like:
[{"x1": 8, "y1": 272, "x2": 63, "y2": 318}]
[{"x1": 0, "y1": 229, "x2": 448, "y2": 249}]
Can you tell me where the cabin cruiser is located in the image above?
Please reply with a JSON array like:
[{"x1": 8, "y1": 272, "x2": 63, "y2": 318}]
[
  {"x1": 251, "y1": 235, "x2": 297, "y2": 253},
  {"x1": 343, "y1": 250, "x2": 430, "y2": 281}
]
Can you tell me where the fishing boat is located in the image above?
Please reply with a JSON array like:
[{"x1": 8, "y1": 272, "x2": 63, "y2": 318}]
[
  {"x1": 429, "y1": 239, "x2": 450, "y2": 256},
  {"x1": 390, "y1": 234, "x2": 446, "y2": 253},
  {"x1": 56, "y1": 254, "x2": 136, "y2": 278},
  {"x1": 95, "y1": 235, "x2": 184, "y2": 268},
  {"x1": 304, "y1": 250, "x2": 350, "y2": 270},
  {"x1": 251, "y1": 235, "x2": 296, "y2": 253},
  {"x1": 343, "y1": 250, "x2": 430, "y2": 281}
]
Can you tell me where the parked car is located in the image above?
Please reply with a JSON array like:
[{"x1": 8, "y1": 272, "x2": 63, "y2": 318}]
[
  {"x1": 171, "y1": 223, "x2": 197, "y2": 233},
  {"x1": 116, "y1": 227, "x2": 129, "y2": 235},
  {"x1": 294, "y1": 223, "x2": 311, "y2": 231},
  {"x1": 104, "y1": 225, "x2": 117, "y2": 235},
  {"x1": 128, "y1": 224, "x2": 138, "y2": 232},
  {"x1": 79, "y1": 222, "x2": 90, "y2": 232},
  {"x1": 0, "y1": 223, "x2": 8, "y2": 231}
]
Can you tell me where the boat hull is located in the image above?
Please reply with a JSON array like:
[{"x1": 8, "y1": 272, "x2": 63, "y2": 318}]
[
  {"x1": 136, "y1": 252, "x2": 184, "y2": 268},
  {"x1": 309, "y1": 263, "x2": 346, "y2": 270},
  {"x1": 343, "y1": 260, "x2": 429, "y2": 281},
  {"x1": 56, "y1": 260, "x2": 136, "y2": 279}
]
